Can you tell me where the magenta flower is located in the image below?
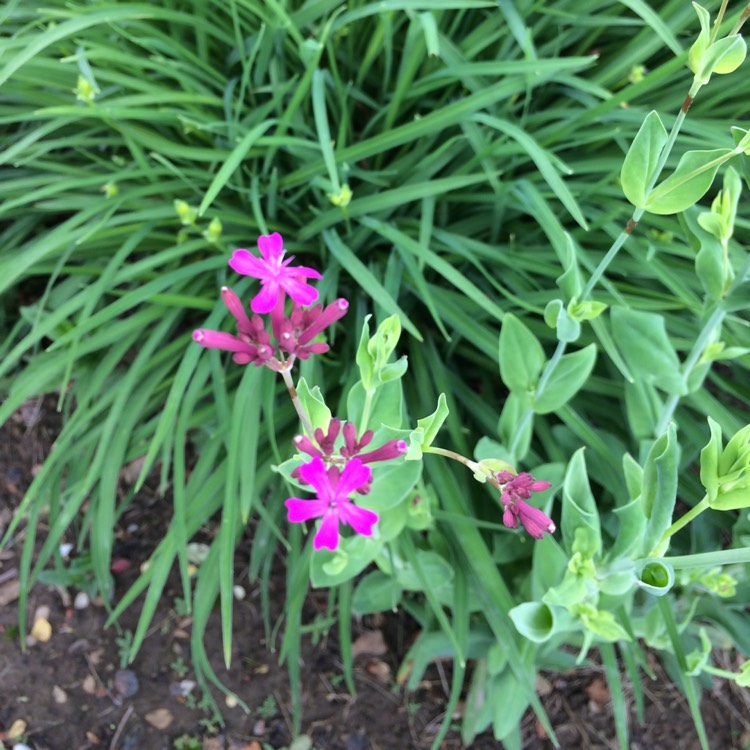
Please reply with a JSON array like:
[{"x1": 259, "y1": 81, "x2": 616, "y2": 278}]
[
  {"x1": 229, "y1": 232, "x2": 322, "y2": 313},
  {"x1": 285, "y1": 457, "x2": 378, "y2": 551},
  {"x1": 497, "y1": 471, "x2": 555, "y2": 539}
]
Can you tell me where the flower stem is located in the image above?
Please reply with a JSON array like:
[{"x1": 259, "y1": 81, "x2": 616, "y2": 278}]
[
  {"x1": 280, "y1": 366, "x2": 314, "y2": 437},
  {"x1": 359, "y1": 387, "x2": 374, "y2": 435},
  {"x1": 425, "y1": 445, "x2": 477, "y2": 468},
  {"x1": 654, "y1": 305, "x2": 726, "y2": 436},
  {"x1": 703, "y1": 665, "x2": 740, "y2": 681},
  {"x1": 730, "y1": 3, "x2": 750, "y2": 36},
  {"x1": 664, "y1": 545, "x2": 750, "y2": 569},
  {"x1": 712, "y1": 0, "x2": 730, "y2": 43},
  {"x1": 508, "y1": 76, "x2": 703, "y2": 459},
  {"x1": 424, "y1": 446, "x2": 498, "y2": 487},
  {"x1": 653, "y1": 253, "x2": 750, "y2": 437},
  {"x1": 654, "y1": 496, "x2": 710, "y2": 555}
]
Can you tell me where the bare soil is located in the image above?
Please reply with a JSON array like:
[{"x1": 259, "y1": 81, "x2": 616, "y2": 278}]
[{"x1": 1, "y1": 399, "x2": 749, "y2": 750}]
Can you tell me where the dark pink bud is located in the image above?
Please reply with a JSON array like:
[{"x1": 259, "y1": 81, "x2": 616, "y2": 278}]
[
  {"x1": 277, "y1": 318, "x2": 296, "y2": 353},
  {"x1": 315, "y1": 418, "x2": 341, "y2": 455},
  {"x1": 327, "y1": 418, "x2": 342, "y2": 444},
  {"x1": 358, "y1": 440, "x2": 408, "y2": 464},
  {"x1": 358, "y1": 430, "x2": 374, "y2": 450},
  {"x1": 342, "y1": 421, "x2": 357, "y2": 454},
  {"x1": 298, "y1": 299, "x2": 349, "y2": 345},
  {"x1": 295, "y1": 342, "x2": 330, "y2": 359},
  {"x1": 194, "y1": 329, "x2": 252, "y2": 353},
  {"x1": 516, "y1": 500, "x2": 556, "y2": 539},
  {"x1": 497, "y1": 470, "x2": 554, "y2": 539},
  {"x1": 221, "y1": 286, "x2": 252, "y2": 335},
  {"x1": 293, "y1": 434, "x2": 323, "y2": 459}
]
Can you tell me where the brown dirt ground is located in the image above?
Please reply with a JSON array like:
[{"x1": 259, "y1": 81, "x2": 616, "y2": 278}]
[{"x1": 1, "y1": 399, "x2": 749, "y2": 750}]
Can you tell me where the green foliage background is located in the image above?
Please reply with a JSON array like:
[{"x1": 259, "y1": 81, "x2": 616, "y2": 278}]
[{"x1": 1, "y1": 0, "x2": 749, "y2": 745}]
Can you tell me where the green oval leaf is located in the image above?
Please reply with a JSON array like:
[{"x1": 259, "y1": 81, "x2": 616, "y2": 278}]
[
  {"x1": 498, "y1": 313, "x2": 545, "y2": 394},
  {"x1": 620, "y1": 111, "x2": 668, "y2": 208},
  {"x1": 646, "y1": 148, "x2": 732, "y2": 215},
  {"x1": 533, "y1": 344, "x2": 596, "y2": 414}
]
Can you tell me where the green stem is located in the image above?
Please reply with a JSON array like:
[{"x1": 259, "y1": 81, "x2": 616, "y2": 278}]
[
  {"x1": 510, "y1": 340, "x2": 565, "y2": 454},
  {"x1": 280, "y1": 366, "x2": 314, "y2": 437},
  {"x1": 661, "y1": 545, "x2": 750, "y2": 569},
  {"x1": 654, "y1": 305, "x2": 726, "y2": 436},
  {"x1": 712, "y1": 0, "x2": 730, "y2": 43},
  {"x1": 424, "y1": 446, "x2": 501, "y2": 489},
  {"x1": 729, "y1": 3, "x2": 750, "y2": 36},
  {"x1": 424, "y1": 445, "x2": 477, "y2": 468},
  {"x1": 654, "y1": 496, "x2": 710, "y2": 553},
  {"x1": 653, "y1": 253, "x2": 750, "y2": 437},
  {"x1": 359, "y1": 387, "x2": 374, "y2": 434},
  {"x1": 507, "y1": 77, "x2": 703, "y2": 458},
  {"x1": 703, "y1": 665, "x2": 741, "y2": 681},
  {"x1": 580, "y1": 215, "x2": 641, "y2": 299}
]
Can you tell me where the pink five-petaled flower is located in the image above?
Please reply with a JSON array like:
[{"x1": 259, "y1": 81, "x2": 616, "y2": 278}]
[
  {"x1": 285, "y1": 456, "x2": 379, "y2": 551},
  {"x1": 229, "y1": 232, "x2": 322, "y2": 314},
  {"x1": 496, "y1": 471, "x2": 555, "y2": 540}
]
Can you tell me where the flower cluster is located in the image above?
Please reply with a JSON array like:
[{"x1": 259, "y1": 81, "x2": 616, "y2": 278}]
[
  {"x1": 496, "y1": 470, "x2": 555, "y2": 539},
  {"x1": 285, "y1": 419, "x2": 408, "y2": 550},
  {"x1": 193, "y1": 231, "x2": 556, "y2": 551},
  {"x1": 193, "y1": 232, "x2": 347, "y2": 371}
]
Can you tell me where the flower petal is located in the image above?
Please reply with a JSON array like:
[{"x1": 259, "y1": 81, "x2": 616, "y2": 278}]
[
  {"x1": 335, "y1": 458, "x2": 373, "y2": 498},
  {"x1": 285, "y1": 498, "x2": 327, "y2": 523},
  {"x1": 286, "y1": 264, "x2": 322, "y2": 280},
  {"x1": 313, "y1": 512, "x2": 340, "y2": 550},
  {"x1": 228, "y1": 249, "x2": 267, "y2": 277},
  {"x1": 257, "y1": 232, "x2": 285, "y2": 263},
  {"x1": 251, "y1": 281, "x2": 280, "y2": 313},
  {"x1": 297, "y1": 457, "x2": 332, "y2": 497},
  {"x1": 279, "y1": 276, "x2": 320, "y2": 307},
  {"x1": 338, "y1": 502, "x2": 379, "y2": 537}
]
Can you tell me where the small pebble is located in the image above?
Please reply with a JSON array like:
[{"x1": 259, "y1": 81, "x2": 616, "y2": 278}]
[
  {"x1": 144, "y1": 707, "x2": 173, "y2": 729},
  {"x1": 7, "y1": 719, "x2": 27, "y2": 738},
  {"x1": 52, "y1": 685, "x2": 68, "y2": 704},
  {"x1": 74, "y1": 591, "x2": 90, "y2": 609},
  {"x1": 110, "y1": 558, "x2": 130, "y2": 574},
  {"x1": 33, "y1": 604, "x2": 51, "y2": 621},
  {"x1": 186, "y1": 542, "x2": 210, "y2": 564},
  {"x1": 232, "y1": 585, "x2": 246, "y2": 600},
  {"x1": 30, "y1": 616, "x2": 52, "y2": 642},
  {"x1": 114, "y1": 669, "x2": 139, "y2": 698},
  {"x1": 169, "y1": 679, "x2": 196, "y2": 698},
  {"x1": 82, "y1": 675, "x2": 97, "y2": 694}
]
